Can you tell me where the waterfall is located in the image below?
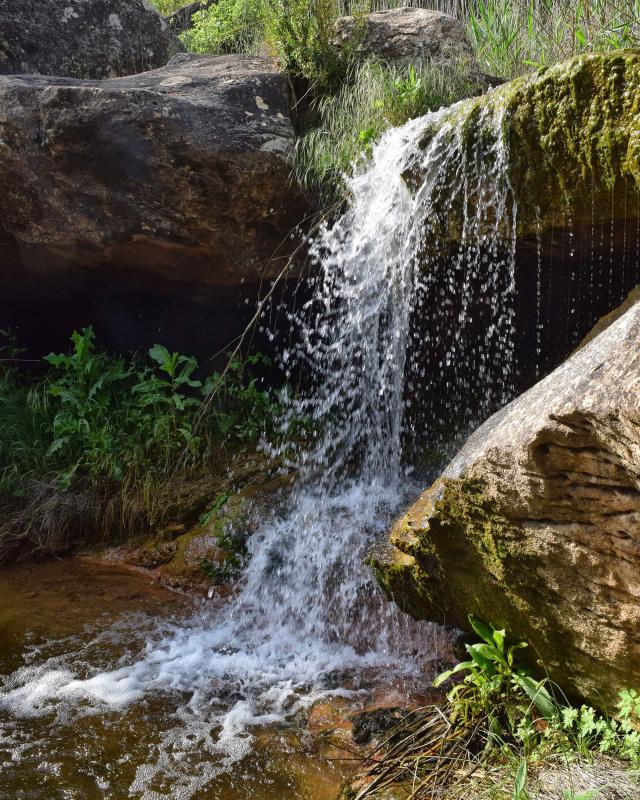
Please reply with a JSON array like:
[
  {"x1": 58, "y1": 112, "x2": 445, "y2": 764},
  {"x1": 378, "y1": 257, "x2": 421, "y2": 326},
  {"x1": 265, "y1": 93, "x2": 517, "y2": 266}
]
[{"x1": 0, "y1": 97, "x2": 519, "y2": 796}]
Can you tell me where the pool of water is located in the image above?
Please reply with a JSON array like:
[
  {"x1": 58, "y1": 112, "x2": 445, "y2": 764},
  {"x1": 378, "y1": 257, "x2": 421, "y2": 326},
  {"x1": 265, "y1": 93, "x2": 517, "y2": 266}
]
[{"x1": 0, "y1": 559, "x2": 357, "y2": 800}]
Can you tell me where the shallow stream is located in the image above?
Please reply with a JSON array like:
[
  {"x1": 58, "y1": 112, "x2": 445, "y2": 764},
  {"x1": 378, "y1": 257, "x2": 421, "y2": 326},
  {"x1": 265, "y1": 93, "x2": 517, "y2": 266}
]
[{"x1": 0, "y1": 558, "x2": 373, "y2": 799}]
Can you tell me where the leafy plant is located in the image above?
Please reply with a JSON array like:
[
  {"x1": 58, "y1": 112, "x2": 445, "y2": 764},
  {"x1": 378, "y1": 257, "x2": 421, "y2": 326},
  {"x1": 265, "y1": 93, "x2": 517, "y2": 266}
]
[
  {"x1": 44, "y1": 327, "x2": 133, "y2": 485},
  {"x1": 1, "y1": 327, "x2": 283, "y2": 500},
  {"x1": 434, "y1": 615, "x2": 557, "y2": 732},
  {"x1": 202, "y1": 351, "x2": 281, "y2": 442},
  {"x1": 180, "y1": 0, "x2": 266, "y2": 54}
]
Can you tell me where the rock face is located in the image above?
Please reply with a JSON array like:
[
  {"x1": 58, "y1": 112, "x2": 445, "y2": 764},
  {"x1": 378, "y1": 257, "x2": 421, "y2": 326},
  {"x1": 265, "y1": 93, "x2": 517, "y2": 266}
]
[
  {"x1": 333, "y1": 9, "x2": 475, "y2": 68},
  {"x1": 0, "y1": 53, "x2": 307, "y2": 357},
  {"x1": 373, "y1": 292, "x2": 640, "y2": 704},
  {"x1": 0, "y1": 0, "x2": 183, "y2": 79},
  {"x1": 409, "y1": 50, "x2": 640, "y2": 236}
]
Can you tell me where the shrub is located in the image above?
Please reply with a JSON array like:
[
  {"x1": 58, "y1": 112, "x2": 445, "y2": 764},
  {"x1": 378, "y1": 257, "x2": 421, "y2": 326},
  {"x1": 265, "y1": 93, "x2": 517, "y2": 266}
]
[
  {"x1": 180, "y1": 0, "x2": 266, "y2": 54},
  {"x1": 0, "y1": 327, "x2": 283, "y2": 498},
  {"x1": 149, "y1": 0, "x2": 190, "y2": 13}
]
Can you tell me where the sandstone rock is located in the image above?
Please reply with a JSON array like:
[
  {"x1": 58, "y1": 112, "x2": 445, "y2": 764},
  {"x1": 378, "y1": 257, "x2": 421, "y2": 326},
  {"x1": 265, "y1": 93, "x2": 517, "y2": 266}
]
[
  {"x1": 0, "y1": 0, "x2": 184, "y2": 79},
  {"x1": 333, "y1": 9, "x2": 475, "y2": 69},
  {"x1": 0, "y1": 53, "x2": 308, "y2": 356},
  {"x1": 373, "y1": 292, "x2": 640, "y2": 704}
]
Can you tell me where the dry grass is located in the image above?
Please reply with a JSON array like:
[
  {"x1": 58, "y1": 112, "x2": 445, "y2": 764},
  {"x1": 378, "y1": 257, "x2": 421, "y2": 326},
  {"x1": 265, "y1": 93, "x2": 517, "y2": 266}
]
[{"x1": 348, "y1": 704, "x2": 640, "y2": 800}]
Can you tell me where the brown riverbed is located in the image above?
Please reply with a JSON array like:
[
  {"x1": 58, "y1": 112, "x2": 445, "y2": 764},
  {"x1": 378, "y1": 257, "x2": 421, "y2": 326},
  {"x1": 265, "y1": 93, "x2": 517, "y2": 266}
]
[{"x1": 0, "y1": 558, "x2": 358, "y2": 800}]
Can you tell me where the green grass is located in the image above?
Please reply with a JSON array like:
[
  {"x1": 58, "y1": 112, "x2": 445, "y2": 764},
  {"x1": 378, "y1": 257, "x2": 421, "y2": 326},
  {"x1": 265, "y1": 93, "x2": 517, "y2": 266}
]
[
  {"x1": 466, "y1": 0, "x2": 640, "y2": 79},
  {"x1": 293, "y1": 58, "x2": 476, "y2": 200}
]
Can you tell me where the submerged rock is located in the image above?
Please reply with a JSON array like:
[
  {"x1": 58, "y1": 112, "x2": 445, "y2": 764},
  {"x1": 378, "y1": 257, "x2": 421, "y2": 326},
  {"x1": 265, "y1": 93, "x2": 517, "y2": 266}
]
[
  {"x1": 333, "y1": 8, "x2": 474, "y2": 69},
  {"x1": 373, "y1": 290, "x2": 640, "y2": 703},
  {"x1": 0, "y1": 0, "x2": 183, "y2": 79},
  {"x1": 0, "y1": 53, "x2": 307, "y2": 356}
]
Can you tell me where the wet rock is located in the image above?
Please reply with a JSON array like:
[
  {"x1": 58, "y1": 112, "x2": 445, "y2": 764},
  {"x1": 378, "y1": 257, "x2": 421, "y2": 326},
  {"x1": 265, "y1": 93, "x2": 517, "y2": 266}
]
[
  {"x1": 0, "y1": 0, "x2": 183, "y2": 79},
  {"x1": 408, "y1": 50, "x2": 640, "y2": 237},
  {"x1": 0, "y1": 53, "x2": 308, "y2": 356},
  {"x1": 351, "y1": 707, "x2": 404, "y2": 744},
  {"x1": 373, "y1": 290, "x2": 640, "y2": 705},
  {"x1": 333, "y1": 8, "x2": 475, "y2": 68}
]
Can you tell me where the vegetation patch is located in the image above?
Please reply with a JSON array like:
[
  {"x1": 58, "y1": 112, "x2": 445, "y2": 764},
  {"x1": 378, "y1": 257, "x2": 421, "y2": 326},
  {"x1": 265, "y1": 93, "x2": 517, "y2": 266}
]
[
  {"x1": 0, "y1": 327, "x2": 285, "y2": 562},
  {"x1": 294, "y1": 58, "x2": 476, "y2": 201},
  {"x1": 348, "y1": 617, "x2": 640, "y2": 800}
]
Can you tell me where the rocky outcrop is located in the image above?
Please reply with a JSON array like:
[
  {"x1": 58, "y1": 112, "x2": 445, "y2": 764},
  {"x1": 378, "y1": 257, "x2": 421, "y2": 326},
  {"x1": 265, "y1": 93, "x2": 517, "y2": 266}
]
[
  {"x1": 409, "y1": 50, "x2": 640, "y2": 235},
  {"x1": 333, "y1": 9, "x2": 475, "y2": 69},
  {"x1": 0, "y1": 53, "x2": 308, "y2": 356},
  {"x1": 373, "y1": 291, "x2": 640, "y2": 704},
  {"x1": 0, "y1": 0, "x2": 183, "y2": 79}
]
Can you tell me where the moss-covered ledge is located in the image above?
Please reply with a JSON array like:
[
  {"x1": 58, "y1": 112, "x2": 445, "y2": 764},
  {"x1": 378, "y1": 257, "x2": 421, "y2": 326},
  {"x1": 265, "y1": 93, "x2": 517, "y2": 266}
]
[{"x1": 409, "y1": 49, "x2": 640, "y2": 236}]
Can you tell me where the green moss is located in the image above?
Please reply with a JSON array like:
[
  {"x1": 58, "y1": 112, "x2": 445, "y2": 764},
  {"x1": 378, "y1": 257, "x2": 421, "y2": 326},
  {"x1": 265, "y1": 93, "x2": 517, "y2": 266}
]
[
  {"x1": 373, "y1": 477, "x2": 545, "y2": 646},
  {"x1": 413, "y1": 50, "x2": 640, "y2": 236}
]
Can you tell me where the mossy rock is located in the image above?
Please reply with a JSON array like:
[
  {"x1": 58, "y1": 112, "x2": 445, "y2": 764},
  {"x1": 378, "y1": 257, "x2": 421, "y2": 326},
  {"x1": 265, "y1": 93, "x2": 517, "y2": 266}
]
[{"x1": 409, "y1": 50, "x2": 640, "y2": 236}]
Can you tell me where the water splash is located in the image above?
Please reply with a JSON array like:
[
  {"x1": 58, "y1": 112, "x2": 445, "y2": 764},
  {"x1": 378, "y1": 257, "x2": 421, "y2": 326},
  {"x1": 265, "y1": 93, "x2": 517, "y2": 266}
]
[{"x1": 0, "y1": 97, "x2": 520, "y2": 797}]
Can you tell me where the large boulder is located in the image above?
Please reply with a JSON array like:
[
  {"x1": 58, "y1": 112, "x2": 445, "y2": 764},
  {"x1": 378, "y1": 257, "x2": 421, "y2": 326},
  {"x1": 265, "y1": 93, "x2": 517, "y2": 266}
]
[
  {"x1": 373, "y1": 291, "x2": 640, "y2": 704},
  {"x1": 0, "y1": 54, "x2": 308, "y2": 357},
  {"x1": 333, "y1": 9, "x2": 475, "y2": 69},
  {"x1": 407, "y1": 50, "x2": 640, "y2": 236},
  {"x1": 0, "y1": 0, "x2": 184, "y2": 79}
]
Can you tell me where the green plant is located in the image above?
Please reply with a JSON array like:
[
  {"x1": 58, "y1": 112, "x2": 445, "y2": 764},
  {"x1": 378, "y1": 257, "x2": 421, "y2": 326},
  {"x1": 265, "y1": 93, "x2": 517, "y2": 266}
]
[
  {"x1": 264, "y1": 0, "x2": 350, "y2": 94},
  {"x1": 513, "y1": 758, "x2": 528, "y2": 800},
  {"x1": 466, "y1": 0, "x2": 640, "y2": 78},
  {"x1": 294, "y1": 58, "x2": 475, "y2": 199},
  {"x1": 44, "y1": 327, "x2": 135, "y2": 486},
  {"x1": 132, "y1": 343, "x2": 203, "y2": 462},
  {"x1": 149, "y1": 0, "x2": 191, "y2": 13},
  {"x1": 556, "y1": 691, "x2": 640, "y2": 766},
  {"x1": 202, "y1": 351, "x2": 281, "y2": 442},
  {"x1": 561, "y1": 789, "x2": 603, "y2": 800},
  {"x1": 199, "y1": 492, "x2": 244, "y2": 584},
  {"x1": 180, "y1": 0, "x2": 266, "y2": 54},
  {"x1": 434, "y1": 615, "x2": 557, "y2": 733}
]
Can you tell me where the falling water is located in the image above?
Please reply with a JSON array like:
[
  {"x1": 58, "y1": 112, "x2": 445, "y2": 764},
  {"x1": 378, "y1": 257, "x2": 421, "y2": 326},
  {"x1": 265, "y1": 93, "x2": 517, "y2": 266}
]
[{"x1": 0, "y1": 98, "x2": 520, "y2": 797}]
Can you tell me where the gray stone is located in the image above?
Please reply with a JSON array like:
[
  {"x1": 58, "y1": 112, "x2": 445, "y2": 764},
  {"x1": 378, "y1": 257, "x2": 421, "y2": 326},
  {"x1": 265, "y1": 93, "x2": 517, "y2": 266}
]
[
  {"x1": 0, "y1": 53, "x2": 308, "y2": 358},
  {"x1": 0, "y1": 53, "x2": 305, "y2": 292},
  {"x1": 333, "y1": 8, "x2": 475, "y2": 68},
  {"x1": 0, "y1": 0, "x2": 184, "y2": 79}
]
